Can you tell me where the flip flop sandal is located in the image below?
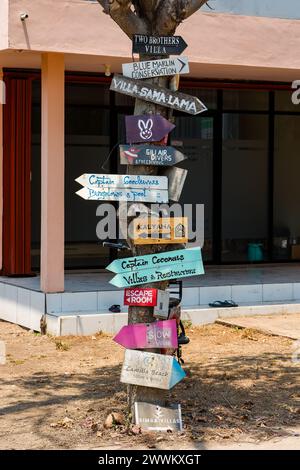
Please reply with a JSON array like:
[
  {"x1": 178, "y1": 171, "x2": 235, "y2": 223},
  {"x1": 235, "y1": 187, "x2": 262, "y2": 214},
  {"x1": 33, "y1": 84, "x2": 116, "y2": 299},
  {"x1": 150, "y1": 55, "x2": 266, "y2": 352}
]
[
  {"x1": 223, "y1": 300, "x2": 239, "y2": 307},
  {"x1": 109, "y1": 304, "x2": 121, "y2": 313},
  {"x1": 209, "y1": 301, "x2": 227, "y2": 308}
]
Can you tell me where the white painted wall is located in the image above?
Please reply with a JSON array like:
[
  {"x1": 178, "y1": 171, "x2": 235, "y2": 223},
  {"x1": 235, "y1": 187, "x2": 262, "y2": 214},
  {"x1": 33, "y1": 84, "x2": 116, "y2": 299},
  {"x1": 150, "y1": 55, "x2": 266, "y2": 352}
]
[{"x1": 203, "y1": 0, "x2": 300, "y2": 20}]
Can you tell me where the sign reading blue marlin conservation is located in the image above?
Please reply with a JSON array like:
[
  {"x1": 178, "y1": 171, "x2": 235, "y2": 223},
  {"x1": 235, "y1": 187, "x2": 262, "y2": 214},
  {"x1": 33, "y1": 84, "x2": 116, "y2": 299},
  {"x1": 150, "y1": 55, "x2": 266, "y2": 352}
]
[
  {"x1": 122, "y1": 57, "x2": 189, "y2": 80},
  {"x1": 132, "y1": 35, "x2": 188, "y2": 56},
  {"x1": 120, "y1": 145, "x2": 187, "y2": 166},
  {"x1": 106, "y1": 247, "x2": 204, "y2": 288},
  {"x1": 110, "y1": 74, "x2": 207, "y2": 115},
  {"x1": 75, "y1": 173, "x2": 168, "y2": 203}
]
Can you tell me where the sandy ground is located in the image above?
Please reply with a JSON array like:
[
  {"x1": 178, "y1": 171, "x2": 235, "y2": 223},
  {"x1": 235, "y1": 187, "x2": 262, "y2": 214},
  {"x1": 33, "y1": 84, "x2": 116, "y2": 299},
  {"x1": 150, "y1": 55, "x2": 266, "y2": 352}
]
[{"x1": 0, "y1": 319, "x2": 300, "y2": 450}]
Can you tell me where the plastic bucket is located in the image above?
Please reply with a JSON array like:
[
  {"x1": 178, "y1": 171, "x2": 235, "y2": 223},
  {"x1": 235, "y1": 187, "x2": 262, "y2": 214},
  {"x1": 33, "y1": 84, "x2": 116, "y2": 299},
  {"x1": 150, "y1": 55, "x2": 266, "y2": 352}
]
[{"x1": 248, "y1": 243, "x2": 263, "y2": 262}]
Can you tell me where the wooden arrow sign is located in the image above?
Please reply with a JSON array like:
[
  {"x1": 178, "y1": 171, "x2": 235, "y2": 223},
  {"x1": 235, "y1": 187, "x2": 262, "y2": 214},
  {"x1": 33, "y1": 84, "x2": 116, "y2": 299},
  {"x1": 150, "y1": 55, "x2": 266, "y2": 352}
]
[
  {"x1": 132, "y1": 217, "x2": 188, "y2": 245},
  {"x1": 75, "y1": 174, "x2": 168, "y2": 190},
  {"x1": 113, "y1": 319, "x2": 178, "y2": 349},
  {"x1": 75, "y1": 173, "x2": 168, "y2": 203},
  {"x1": 125, "y1": 115, "x2": 175, "y2": 144},
  {"x1": 122, "y1": 57, "x2": 189, "y2": 80},
  {"x1": 107, "y1": 247, "x2": 204, "y2": 288},
  {"x1": 120, "y1": 144, "x2": 187, "y2": 166},
  {"x1": 121, "y1": 349, "x2": 186, "y2": 390},
  {"x1": 110, "y1": 75, "x2": 207, "y2": 115},
  {"x1": 132, "y1": 35, "x2": 188, "y2": 56},
  {"x1": 76, "y1": 186, "x2": 168, "y2": 203}
]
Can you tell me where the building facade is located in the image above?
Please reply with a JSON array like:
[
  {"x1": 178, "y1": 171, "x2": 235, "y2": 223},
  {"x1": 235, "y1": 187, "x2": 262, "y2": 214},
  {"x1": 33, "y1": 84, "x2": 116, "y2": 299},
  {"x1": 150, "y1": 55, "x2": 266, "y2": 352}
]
[{"x1": 0, "y1": 0, "x2": 300, "y2": 298}]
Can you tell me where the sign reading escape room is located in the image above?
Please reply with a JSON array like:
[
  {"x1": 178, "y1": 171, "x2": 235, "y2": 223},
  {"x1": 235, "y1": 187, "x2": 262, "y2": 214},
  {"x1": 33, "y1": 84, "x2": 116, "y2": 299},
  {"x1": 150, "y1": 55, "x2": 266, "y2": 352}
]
[
  {"x1": 132, "y1": 217, "x2": 188, "y2": 244},
  {"x1": 110, "y1": 74, "x2": 207, "y2": 115}
]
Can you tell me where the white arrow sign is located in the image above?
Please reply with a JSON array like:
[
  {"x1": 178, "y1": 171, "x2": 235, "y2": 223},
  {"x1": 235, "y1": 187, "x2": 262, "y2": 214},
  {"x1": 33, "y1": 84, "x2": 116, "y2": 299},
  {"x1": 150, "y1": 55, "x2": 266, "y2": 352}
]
[
  {"x1": 122, "y1": 57, "x2": 189, "y2": 80},
  {"x1": 76, "y1": 174, "x2": 168, "y2": 190},
  {"x1": 76, "y1": 186, "x2": 168, "y2": 203}
]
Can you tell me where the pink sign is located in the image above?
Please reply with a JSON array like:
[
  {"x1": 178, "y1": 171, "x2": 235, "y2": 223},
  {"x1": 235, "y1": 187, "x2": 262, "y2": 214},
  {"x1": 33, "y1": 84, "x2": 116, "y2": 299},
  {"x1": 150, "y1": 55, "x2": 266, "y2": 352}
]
[
  {"x1": 113, "y1": 319, "x2": 178, "y2": 349},
  {"x1": 124, "y1": 288, "x2": 158, "y2": 307}
]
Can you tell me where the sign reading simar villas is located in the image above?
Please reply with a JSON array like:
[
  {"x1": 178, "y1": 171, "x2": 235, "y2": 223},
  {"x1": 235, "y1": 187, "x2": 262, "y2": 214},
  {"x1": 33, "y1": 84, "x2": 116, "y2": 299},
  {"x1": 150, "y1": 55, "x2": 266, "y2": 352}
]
[{"x1": 110, "y1": 74, "x2": 207, "y2": 115}]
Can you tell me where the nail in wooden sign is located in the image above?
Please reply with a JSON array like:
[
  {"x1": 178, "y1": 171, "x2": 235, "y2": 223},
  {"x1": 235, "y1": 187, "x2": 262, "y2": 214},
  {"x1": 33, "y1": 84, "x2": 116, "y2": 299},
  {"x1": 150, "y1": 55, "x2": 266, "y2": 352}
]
[
  {"x1": 121, "y1": 349, "x2": 186, "y2": 390},
  {"x1": 107, "y1": 247, "x2": 204, "y2": 288},
  {"x1": 132, "y1": 217, "x2": 188, "y2": 245},
  {"x1": 120, "y1": 144, "x2": 187, "y2": 166},
  {"x1": 75, "y1": 173, "x2": 168, "y2": 203},
  {"x1": 122, "y1": 57, "x2": 189, "y2": 80},
  {"x1": 132, "y1": 35, "x2": 188, "y2": 56},
  {"x1": 135, "y1": 402, "x2": 183, "y2": 432},
  {"x1": 110, "y1": 75, "x2": 207, "y2": 115},
  {"x1": 125, "y1": 114, "x2": 175, "y2": 144},
  {"x1": 114, "y1": 319, "x2": 178, "y2": 349}
]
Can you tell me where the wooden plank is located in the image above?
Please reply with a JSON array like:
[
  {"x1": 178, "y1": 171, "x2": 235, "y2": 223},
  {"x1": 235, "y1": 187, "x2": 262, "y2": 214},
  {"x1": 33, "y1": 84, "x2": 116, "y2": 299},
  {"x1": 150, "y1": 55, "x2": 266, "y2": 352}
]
[
  {"x1": 113, "y1": 319, "x2": 178, "y2": 349},
  {"x1": 132, "y1": 217, "x2": 188, "y2": 245},
  {"x1": 132, "y1": 35, "x2": 187, "y2": 56},
  {"x1": 122, "y1": 57, "x2": 189, "y2": 80},
  {"x1": 125, "y1": 115, "x2": 175, "y2": 144},
  {"x1": 76, "y1": 173, "x2": 168, "y2": 190},
  {"x1": 110, "y1": 74, "x2": 207, "y2": 115},
  {"x1": 160, "y1": 167, "x2": 188, "y2": 202},
  {"x1": 120, "y1": 350, "x2": 186, "y2": 390},
  {"x1": 120, "y1": 144, "x2": 187, "y2": 166},
  {"x1": 135, "y1": 402, "x2": 183, "y2": 432},
  {"x1": 106, "y1": 247, "x2": 200, "y2": 274},
  {"x1": 109, "y1": 259, "x2": 204, "y2": 288},
  {"x1": 76, "y1": 186, "x2": 168, "y2": 203}
]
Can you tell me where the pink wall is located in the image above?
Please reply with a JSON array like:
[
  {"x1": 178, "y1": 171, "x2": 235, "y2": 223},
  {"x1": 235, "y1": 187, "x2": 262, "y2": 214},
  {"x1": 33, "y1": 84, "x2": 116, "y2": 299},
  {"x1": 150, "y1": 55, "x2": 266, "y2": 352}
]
[
  {"x1": 0, "y1": 0, "x2": 8, "y2": 50},
  {"x1": 3, "y1": 0, "x2": 300, "y2": 77}
]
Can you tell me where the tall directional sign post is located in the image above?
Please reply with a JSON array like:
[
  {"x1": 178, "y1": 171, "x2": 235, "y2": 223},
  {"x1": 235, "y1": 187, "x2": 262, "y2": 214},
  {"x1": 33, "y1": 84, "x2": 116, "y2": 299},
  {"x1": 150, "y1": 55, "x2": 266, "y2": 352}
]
[{"x1": 82, "y1": 0, "x2": 208, "y2": 427}]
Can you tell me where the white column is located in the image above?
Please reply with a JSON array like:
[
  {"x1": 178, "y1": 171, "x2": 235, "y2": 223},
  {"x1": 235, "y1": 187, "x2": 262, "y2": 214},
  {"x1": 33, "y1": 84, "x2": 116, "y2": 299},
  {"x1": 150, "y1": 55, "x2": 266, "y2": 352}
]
[{"x1": 40, "y1": 53, "x2": 65, "y2": 293}]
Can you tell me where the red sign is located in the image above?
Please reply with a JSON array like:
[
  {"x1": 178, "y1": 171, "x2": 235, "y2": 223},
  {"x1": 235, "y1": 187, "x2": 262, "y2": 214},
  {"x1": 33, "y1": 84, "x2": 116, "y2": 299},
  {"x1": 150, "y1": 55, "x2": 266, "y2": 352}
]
[{"x1": 124, "y1": 288, "x2": 158, "y2": 307}]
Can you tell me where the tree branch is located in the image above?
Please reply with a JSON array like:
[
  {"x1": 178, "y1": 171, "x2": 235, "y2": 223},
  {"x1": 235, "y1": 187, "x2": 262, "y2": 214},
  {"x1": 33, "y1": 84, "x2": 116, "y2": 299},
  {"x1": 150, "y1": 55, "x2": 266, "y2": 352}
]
[
  {"x1": 155, "y1": 0, "x2": 208, "y2": 35},
  {"x1": 96, "y1": 0, "x2": 149, "y2": 38}
]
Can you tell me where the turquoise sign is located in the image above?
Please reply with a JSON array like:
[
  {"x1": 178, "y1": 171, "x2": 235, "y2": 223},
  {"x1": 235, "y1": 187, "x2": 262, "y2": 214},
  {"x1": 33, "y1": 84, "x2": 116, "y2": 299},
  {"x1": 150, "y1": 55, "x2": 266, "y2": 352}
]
[{"x1": 106, "y1": 247, "x2": 204, "y2": 288}]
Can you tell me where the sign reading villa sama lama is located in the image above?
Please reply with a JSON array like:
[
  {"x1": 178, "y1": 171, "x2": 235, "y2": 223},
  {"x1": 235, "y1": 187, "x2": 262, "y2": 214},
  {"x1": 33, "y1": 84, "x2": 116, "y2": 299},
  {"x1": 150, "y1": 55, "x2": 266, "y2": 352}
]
[{"x1": 110, "y1": 74, "x2": 207, "y2": 115}]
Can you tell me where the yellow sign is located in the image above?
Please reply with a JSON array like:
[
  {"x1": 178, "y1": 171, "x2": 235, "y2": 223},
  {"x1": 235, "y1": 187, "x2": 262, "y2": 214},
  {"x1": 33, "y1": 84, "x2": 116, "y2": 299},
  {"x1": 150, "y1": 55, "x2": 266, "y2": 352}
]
[{"x1": 132, "y1": 217, "x2": 188, "y2": 245}]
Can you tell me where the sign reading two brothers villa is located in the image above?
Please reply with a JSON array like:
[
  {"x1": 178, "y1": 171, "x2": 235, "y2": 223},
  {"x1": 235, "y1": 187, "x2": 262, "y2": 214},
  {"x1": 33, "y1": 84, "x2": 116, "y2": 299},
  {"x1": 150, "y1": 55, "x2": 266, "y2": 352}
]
[
  {"x1": 132, "y1": 35, "x2": 188, "y2": 56},
  {"x1": 110, "y1": 74, "x2": 207, "y2": 115}
]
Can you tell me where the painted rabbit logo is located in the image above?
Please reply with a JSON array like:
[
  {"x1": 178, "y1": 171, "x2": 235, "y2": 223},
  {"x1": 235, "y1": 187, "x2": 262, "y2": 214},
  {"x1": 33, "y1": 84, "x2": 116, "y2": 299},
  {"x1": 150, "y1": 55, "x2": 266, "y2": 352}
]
[{"x1": 138, "y1": 118, "x2": 153, "y2": 140}]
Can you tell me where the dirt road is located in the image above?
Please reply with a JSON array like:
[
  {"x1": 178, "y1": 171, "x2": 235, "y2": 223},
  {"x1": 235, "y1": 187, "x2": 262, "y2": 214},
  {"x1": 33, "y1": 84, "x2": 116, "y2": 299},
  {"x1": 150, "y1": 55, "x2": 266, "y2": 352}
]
[{"x1": 0, "y1": 320, "x2": 299, "y2": 450}]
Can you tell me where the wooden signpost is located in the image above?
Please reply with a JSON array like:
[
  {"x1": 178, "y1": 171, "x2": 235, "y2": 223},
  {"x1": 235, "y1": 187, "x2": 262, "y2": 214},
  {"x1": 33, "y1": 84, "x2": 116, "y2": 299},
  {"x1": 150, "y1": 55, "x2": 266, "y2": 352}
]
[
  {"x1": 132, "y1": 217, "x2": 188, "y2": 245},
  {"x1": 125, "y1": 114, "x2": 175, "y2": 144},
  {"x1": 106, "y1": 247, "x2": 204, "y2": 288},
  {"x1": 132, "y1": 35, "x2": 188, "y2": 55},
  {"x1": 120, "y1": 144, "x2": 187, "y2": 166},
  {"x1": 110, "y1": 74, "x2": 207, "y2": 115},
  {"x1": 121, "y1": 349, "x2": 186, "y2": 390},
  {"x1": 76, "y1": 173, "x2": 168, "y2": 203},
  {"x1": 113, "y1": 319, "x2": 178, "y2": 349},
  {"x1": 135, "y1": 403, "x2": 183, "y2": 432},
  {"x1": 122, "y1": 57, "x2": 189, "y2": 80}
]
